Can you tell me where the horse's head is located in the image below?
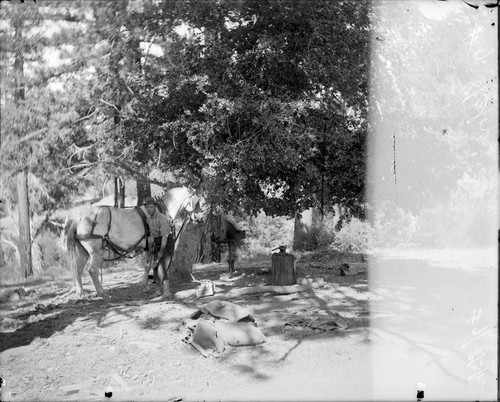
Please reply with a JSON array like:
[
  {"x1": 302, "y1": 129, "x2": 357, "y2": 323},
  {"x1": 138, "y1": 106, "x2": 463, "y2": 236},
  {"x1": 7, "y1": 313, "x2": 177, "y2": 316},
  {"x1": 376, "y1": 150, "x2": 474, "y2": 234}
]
[
  {"x1": 162, "y1": 186, "x2": 208, "y2": 223},
  {"x1": 182, "y1": 192, "x2": 208, "y2": 223}
]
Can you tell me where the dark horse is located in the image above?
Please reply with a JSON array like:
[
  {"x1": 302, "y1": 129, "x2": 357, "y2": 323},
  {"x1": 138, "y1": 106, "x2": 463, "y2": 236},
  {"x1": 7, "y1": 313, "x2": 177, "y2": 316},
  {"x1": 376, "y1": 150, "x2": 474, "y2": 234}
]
[
  {"x1": 66, "y1": 187, "x2": 202, "y2": 298},
  {"x1": 211, "y1": 217, "x2": 246, "y2": 274}
]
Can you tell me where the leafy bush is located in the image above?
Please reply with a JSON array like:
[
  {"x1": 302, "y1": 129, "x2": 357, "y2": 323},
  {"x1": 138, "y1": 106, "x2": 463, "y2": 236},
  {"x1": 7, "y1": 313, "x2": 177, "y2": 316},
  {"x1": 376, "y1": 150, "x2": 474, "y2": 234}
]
[
  {"x1": 0, "y1": 230, "x2": 71, "y2": 284},
  {"x1": 314, "y1": 214, "x2": 338, "y2": 249},
  {"x1": 370, "y1": 205, "x2": 417, "y2": 248},
  {"x1": 365, "y1": 197, "x2": 497, "y2": 249},
  {"x1": 240, "y1": 213, "x2": 294, "y2": 259},
  {"x1": 331, "y1": 217, "x2": 374, "y2": 253},
  {"x1": 414, "y1": 200, "x2": 497, "y2": 248},
  {"x1": 0, "y1": 234, "x2": 22, "y2": 284},
  {"x1": 34, "y1": 230, "x2": 73, "y2": 280}
]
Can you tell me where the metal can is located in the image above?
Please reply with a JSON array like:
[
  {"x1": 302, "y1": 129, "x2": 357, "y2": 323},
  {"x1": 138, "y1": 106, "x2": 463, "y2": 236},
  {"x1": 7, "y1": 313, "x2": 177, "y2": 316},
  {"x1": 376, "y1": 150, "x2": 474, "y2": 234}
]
[{"x1": 196, "y1": 280, "x2": 214, "y2": 297}]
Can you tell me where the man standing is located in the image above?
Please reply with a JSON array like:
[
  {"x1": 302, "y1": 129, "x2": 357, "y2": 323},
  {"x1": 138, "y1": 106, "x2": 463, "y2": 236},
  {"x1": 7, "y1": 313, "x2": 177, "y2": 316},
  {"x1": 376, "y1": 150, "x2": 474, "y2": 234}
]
[{"x1": 144, "y1": 197, "x2": 173, "y2": 299}]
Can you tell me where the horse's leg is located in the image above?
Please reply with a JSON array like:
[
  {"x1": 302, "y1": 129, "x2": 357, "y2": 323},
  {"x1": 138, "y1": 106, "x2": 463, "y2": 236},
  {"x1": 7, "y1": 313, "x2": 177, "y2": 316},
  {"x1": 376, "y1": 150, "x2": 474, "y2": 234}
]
[
  {"x1": 87, "y1": 252, "x2": 107, "y2": 297},
  {"x1": 74, "y1": 251, "x2": 87, "y2": 297}
]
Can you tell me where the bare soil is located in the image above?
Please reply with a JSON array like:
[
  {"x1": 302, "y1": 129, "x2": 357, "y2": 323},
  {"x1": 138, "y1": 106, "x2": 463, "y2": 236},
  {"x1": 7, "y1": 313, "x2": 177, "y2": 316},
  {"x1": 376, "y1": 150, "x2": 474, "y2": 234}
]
[{"x1": 0, "y1": 251, "x2": 371, "y2": 401}]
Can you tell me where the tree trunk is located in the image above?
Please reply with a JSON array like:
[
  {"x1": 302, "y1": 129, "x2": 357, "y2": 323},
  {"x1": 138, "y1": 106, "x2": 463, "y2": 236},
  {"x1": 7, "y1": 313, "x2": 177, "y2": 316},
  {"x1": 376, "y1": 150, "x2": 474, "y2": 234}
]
[
  {"x1": 113, "y1": 177, "x2": 125, "y2": 207},
  {"x1": 293, "y1": 208, "x2": 323, "y2": 251},
  {"x1": 293, "y1": 208, "x2": 312, "y2": 251},
  {"x1": 118, "y1": 177, "x2": 125, "y2": 208},
  {"x1": 170, "y1": 221, "x2": 207, "y2": 283},
  {"x1": 114, "y1": 177, "x2": 119, "y2": 207},
  {"x1": 136, "y1": 180, "x2": 151, "y2": 206},
  {"x1": 198, "y1": 212, "x2": 221, "y2": 264},
  {"x1": 14, "y1": 21, "x2": 25, "y2": 104},
  {"x1": 14, "y1": 19, "x2": 31, "y2": 279},
  {"x1": 17, "y1": 169, "x2": 32, "y2": 279}
]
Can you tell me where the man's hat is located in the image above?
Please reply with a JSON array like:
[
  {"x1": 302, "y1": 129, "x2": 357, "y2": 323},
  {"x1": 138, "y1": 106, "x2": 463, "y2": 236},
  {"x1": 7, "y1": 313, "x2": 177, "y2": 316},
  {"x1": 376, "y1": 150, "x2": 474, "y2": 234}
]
[{"x1": 143, "y1": 197, "x2": 157, "y2": 206}]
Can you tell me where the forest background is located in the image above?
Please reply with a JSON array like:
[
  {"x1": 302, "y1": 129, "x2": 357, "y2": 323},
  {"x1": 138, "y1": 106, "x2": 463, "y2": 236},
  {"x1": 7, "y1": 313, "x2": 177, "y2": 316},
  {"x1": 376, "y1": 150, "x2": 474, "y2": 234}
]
[{"x1": 0, "y1": 0, "x2": 497, "y2": 282}]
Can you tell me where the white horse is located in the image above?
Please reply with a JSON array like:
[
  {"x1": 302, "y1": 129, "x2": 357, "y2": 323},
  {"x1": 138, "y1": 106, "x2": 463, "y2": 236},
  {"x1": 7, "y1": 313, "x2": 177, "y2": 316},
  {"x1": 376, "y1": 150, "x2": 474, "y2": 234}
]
[{"x1": 66, "y1": 186, "x2": 202, "y2": 299}]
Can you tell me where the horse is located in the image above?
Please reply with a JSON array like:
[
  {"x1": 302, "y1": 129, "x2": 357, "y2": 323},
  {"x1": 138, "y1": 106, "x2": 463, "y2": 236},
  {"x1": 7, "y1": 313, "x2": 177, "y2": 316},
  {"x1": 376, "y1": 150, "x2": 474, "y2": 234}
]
[
  {"x1": 66, "y1": 186, "x2": 203, "y2": 299},
  {"x1": 211, "y1": 217, "x2": 246, "y2": 274},
  {"x1": 211, "y1": 218, "x2": 247, "y2": 244}
]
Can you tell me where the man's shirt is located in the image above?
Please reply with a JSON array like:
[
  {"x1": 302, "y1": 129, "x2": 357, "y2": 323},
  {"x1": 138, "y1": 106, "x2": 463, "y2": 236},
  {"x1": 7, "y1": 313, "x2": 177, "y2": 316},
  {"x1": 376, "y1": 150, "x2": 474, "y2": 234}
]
[{"x1": 147, "y1": 208, "x2": 170, "y2": 238}]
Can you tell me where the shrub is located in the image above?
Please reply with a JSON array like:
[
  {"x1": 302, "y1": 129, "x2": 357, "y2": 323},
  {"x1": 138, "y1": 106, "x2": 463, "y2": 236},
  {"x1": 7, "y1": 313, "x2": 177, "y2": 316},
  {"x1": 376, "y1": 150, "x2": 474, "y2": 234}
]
[
  {"x1": 331, "y1": 218, "x2": 374, "y2": 253},
  {"x1": 0, "y1": 229, "x2": 71, "y2": 284},
  {"x1": 414, "y1": 200, "x2": 497, "y2": 248},
  {"x1": 34, "y1": 230, "x2": 73, "y2": 280},
  {"x1": 240, "y1": 213, "x2": 294, "y2": 259},
  {"x1": 370, "y1": 205, "x2": 417, "y2": 248},
  {"x1": 315, "y1": 214, "x2": 338, "y2": 249},
  {"x1": 0, "y1": 234, "x2": 22, "y2": 284}
]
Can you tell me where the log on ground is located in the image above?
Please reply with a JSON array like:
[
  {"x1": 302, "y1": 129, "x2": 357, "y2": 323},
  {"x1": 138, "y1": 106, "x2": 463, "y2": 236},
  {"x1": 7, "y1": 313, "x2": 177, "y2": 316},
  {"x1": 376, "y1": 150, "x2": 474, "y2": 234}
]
[{"x1": 174, "y1": 282, "x2": 325, "y2": 301}]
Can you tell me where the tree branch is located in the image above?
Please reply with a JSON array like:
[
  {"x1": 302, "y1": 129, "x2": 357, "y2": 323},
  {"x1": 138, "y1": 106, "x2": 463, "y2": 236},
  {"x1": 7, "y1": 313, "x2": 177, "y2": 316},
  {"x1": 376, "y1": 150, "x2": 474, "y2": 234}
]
[
  {"x1": 99, "y1": 98, "x2": 120, "y2": 112},
  {"x1": 66, "y1": 158, "x2": 172, "y2": 189},
  {"x1": 73, "y1": 108, "x2": 98, "y2": 124},
  {"x1": 0, "y1": 128, "x2": 48, "y2": 151},
  {"x1": 111, "y1": 160, "x2": 170, "y2": 188}
]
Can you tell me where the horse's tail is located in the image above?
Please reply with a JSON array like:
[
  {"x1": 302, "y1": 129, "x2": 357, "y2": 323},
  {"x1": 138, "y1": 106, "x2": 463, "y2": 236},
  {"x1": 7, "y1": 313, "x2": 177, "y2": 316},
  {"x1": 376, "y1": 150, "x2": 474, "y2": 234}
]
[{"x1": 66, "y1": 219, "x2": 89, "y2": 260}]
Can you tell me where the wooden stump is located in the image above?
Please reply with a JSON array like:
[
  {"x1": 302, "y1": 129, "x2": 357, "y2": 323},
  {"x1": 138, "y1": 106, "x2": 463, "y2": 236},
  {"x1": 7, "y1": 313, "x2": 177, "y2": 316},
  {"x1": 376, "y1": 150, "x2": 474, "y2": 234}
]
[{"x1": 271, "y1": 252, "x2": 296, "y2": 286}]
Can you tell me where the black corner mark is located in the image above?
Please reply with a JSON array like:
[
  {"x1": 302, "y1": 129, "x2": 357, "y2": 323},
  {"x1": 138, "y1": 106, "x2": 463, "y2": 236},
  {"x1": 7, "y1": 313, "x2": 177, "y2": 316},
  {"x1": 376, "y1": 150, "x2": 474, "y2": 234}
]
[
  {"x1": 437, "y1": 0, "x2": 499, "y2": 8},
  {"x1": 0, "y1": 378, "x2": 5, "y2": 388},
  {"x1": 104, "y1": 386, "x2": 113, "y2": 398},
  {"x1": 416, "y1": 390, "x2": 424, "y2": 400},
  {"x1": 484, "y1": 0, "x2": 500, "y2": 7}
]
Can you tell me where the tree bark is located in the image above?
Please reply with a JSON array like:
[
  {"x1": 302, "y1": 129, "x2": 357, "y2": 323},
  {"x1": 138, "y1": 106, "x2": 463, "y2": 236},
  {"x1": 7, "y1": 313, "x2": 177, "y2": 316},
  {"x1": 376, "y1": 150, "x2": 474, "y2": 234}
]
[
  {"x1": 170, "y1": 220, "x2": 207, "y2": 282},
  {"x1": 14, "y1": 21, "x2": 25, "y2": 104},
  {"x1": 118, "y1": 177, "x2": 125, "y2": 207},
  {"x1": 114, "y1": 176, "x2": 119, "y2": 207},
  {"x1": 293, "y1": 208, "x2": 324, "y2": 251},
  {"x1": 136, "y1": 180, "x2": 151, "y2": 206},
  {"x1": 14, "y1": 17, "x2": 32, "y2": 279},
  {"x1": 17, "y1": 169, "x2": 32, "y2": 279},
  {"x1": 293, "y1": 208, "x2": 312, "y2": 251},
  {"x1": 198, "y1": 212, "x2": 221, "y2": 264}
]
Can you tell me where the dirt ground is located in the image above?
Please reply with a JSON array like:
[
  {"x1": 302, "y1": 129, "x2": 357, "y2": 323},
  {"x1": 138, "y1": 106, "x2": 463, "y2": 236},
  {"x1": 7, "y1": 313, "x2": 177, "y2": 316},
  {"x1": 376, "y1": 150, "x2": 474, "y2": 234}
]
[{"x1": 0, "y1": 251, "x2": 371, "y2": 401}]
